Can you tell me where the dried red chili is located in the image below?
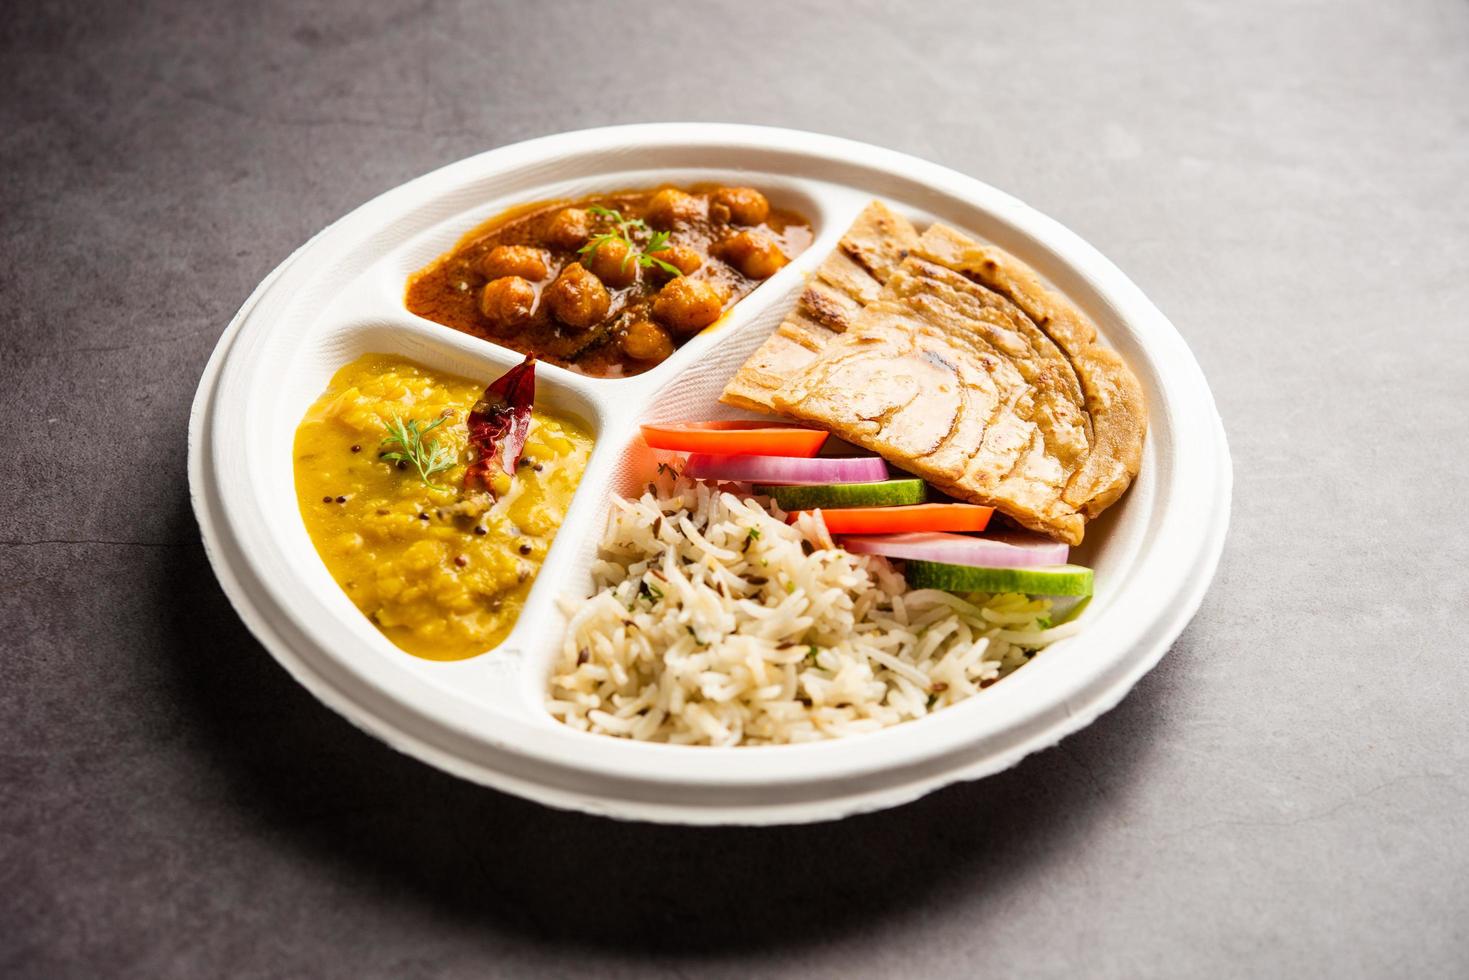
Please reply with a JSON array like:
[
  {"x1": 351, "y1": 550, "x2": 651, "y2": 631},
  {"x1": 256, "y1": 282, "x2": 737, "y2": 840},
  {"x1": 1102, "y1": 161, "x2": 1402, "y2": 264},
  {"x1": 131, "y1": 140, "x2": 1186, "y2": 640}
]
[{"x1": 464, "y1": 355, "x2": 536, "y2": 492}]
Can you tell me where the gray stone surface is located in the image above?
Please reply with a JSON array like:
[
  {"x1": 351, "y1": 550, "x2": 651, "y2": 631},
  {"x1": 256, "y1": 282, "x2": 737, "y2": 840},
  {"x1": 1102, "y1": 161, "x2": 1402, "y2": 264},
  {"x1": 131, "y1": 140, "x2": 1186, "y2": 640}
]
[{"x1": 2, "y1": 0, "x2": 1466, "y2": 975}]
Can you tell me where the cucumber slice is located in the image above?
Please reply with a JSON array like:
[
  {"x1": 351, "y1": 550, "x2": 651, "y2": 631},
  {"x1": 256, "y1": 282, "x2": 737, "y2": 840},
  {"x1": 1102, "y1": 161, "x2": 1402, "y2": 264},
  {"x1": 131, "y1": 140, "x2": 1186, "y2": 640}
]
[
  {"x1": 1053, "y1": 594, "x2": 1092, "y2": 624},
  {"x1": 754, "y1": 479, "x2": 927, "y2": 510},
  {"x1": 904, "y1": 560, "x2": 1094, "y2": 596}
]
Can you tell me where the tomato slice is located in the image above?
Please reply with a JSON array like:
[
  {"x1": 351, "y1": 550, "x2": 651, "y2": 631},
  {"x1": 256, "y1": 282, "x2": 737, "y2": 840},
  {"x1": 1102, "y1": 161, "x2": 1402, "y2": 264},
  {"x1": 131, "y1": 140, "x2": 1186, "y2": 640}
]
[
  {"x1": 641, "y1": 421, "x2": 829, "y2": 457},
  {"x1": 791, "y1": 503, "x2": 995, "y2": 534}
]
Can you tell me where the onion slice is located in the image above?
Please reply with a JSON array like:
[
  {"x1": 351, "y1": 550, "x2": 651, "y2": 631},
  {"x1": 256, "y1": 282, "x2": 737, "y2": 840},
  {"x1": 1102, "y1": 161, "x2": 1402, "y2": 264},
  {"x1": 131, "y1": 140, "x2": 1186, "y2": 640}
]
[
  {"x1": 683, "y1": 453, "x2": 888, "y2": 486},
  {"x1": 839, "y1": 531, "x2": 1069, "y2": 568}
]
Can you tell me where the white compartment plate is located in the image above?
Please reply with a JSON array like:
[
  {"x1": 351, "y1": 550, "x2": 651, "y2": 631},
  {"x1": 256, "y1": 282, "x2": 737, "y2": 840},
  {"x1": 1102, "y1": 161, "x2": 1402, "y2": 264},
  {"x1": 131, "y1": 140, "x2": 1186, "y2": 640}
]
[{"x1": 188, "y1": 124, "x2": 1231, "y2": 825}]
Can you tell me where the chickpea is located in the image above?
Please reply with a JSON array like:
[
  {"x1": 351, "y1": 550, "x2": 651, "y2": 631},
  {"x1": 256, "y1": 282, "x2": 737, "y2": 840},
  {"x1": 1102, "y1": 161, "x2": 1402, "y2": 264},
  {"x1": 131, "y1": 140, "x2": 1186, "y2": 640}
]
[
  {"x1": 714, "y1": 230, "x2": 788, "y2": 280},
  {"x1": 712, "y1": 187, "x2": 770, "y2": 226},
  {"x1": 621, "y1": 319, "x2": 675, "y2": 362},
  {"x1": 478, "y1": 244, "x2": 549, "y2": 282},
  {"x1": 479, "y1": 276, "x2": 536, "y2": 332},
  {"x1": 543, "y1": 262, "x2": 611, "y2": 329},
  {"x1": 647, "y1": 244, "x2": 702, "y2": 277},
  {"x1": 652, "y1": 277, "x2": 726, "y2": 335},
  {"x1": 584, "y1": 237, "x2": 639, "y2": 289},
  {"x1": 645, "y1": 188, "x2": 703, "y2": 229},
  {"x1": 544, "y1": 207, "x2": 591, "y2": 250}
]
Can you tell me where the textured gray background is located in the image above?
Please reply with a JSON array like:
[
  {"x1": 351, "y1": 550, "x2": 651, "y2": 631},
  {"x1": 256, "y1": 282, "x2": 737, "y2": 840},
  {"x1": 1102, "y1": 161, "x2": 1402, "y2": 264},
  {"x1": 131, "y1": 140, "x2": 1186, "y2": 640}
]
[{"x1": 3, "y1": 0, "x2": 1467, "y2": 976}]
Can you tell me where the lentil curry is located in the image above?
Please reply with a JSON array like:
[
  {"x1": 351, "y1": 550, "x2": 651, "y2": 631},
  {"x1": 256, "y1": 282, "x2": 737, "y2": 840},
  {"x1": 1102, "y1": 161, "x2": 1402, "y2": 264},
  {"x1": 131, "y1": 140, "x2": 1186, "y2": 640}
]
[
  {"x1": 405, "y1": 185, "x2": 813, "y2": 377},
  {"x1": 293, "y1": 353, "x2": 592, "y2": 660}
]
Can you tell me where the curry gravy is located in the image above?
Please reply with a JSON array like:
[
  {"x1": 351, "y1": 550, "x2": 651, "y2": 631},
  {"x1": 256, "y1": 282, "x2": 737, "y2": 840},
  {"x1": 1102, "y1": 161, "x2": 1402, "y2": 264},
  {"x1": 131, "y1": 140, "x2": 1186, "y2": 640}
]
[{"x1": 406, "y1": 185, "x2": 812, "y2": 377}]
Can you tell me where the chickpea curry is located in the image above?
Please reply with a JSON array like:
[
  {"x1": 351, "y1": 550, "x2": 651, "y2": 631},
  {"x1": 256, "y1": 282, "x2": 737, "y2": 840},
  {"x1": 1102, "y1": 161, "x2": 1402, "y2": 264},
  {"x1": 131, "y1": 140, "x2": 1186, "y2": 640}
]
[{"x1": 405, "y1": 185, "x2": 813, "y2": 377}]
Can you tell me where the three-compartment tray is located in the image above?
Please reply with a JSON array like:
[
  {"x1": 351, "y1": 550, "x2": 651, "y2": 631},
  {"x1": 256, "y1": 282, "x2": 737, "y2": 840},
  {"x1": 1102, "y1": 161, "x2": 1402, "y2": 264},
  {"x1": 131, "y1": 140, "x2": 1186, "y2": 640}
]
[{"x1": 188, "y1": 124, "x2": 1231, "y2": 825}]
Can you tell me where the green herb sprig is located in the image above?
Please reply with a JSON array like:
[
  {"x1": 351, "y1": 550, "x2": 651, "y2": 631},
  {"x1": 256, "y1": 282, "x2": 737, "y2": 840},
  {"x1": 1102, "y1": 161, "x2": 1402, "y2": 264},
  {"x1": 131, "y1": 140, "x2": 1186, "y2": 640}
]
[
  {"x1": 379, "y1": 413, "x2": 455, "y2": 489},
  {"x1": 579, "y1": 206, "x2": 684, "y2": 277}
]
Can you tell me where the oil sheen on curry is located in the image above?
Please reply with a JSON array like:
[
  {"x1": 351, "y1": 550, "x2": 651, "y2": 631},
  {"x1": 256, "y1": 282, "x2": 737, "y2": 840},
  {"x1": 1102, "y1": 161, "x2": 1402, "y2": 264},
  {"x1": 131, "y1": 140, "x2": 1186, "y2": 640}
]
[
  {"x1": 294, "y1": 353, "x2": 591, "y2": 660},
  {"x1": 405, "y1": 185, "x2": 813, "y2": 377}
]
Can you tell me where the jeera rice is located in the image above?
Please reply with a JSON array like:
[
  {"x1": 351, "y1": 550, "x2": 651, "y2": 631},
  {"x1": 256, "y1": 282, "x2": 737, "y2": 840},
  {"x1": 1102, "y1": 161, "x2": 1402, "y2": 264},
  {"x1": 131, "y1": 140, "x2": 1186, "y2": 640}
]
[{"x1": 547, "y1": 478, "x2": 1080, "y2": 746}]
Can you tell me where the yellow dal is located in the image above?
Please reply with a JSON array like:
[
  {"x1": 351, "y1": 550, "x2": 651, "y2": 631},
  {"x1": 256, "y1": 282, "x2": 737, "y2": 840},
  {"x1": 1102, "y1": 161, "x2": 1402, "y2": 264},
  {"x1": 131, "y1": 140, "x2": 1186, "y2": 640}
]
[{"x1": 293, "y1": 353, "x2": 592, "y2": 660}]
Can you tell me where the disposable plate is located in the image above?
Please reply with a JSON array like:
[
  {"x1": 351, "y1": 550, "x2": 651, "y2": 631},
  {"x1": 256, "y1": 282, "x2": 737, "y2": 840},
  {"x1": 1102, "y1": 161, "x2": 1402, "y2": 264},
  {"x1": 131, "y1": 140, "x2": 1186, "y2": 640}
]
[{"x1": 188, "y1": 124, "x2": 1231, "y2": 824}]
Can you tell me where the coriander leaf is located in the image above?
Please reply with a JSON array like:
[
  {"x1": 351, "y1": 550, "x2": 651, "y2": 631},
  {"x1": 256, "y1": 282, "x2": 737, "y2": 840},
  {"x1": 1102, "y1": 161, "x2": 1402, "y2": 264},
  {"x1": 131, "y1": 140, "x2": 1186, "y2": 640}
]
[
  {"x1": 579, "y1": 205, "x2": 683, "y2": 278},
  {"x1": 379, "y1": 413, "x2": 456, "y2": 490},
  {"x1": 577, "y1": 231, "x2": 620, "y2": 264}
]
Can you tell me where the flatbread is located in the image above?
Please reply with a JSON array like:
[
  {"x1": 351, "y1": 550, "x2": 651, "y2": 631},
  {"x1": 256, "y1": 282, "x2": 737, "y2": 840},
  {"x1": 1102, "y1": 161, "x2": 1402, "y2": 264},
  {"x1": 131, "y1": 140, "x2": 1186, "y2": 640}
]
[
  {"x1": 721, "y1": 201, "x2": 919, "y2": 412},
  {"x1": 727, "y1": 216, "x2": 1146, "y2": 544}
]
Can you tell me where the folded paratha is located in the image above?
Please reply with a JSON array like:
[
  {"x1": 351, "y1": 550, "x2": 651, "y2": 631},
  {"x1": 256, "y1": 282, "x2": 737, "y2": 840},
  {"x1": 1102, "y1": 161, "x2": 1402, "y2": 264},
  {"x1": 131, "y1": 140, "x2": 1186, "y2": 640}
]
[
  {"x1": 722, "y1": 206, "x2": 1146, "y2": 544},
  {"x1": 720, "y1": 201, "x2": 919, "y2": 412}
]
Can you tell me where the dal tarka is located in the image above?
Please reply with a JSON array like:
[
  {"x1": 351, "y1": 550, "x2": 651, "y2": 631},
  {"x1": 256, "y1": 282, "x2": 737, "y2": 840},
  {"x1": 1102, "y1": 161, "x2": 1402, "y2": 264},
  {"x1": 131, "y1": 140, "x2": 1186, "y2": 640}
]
[{"x1": 294, "y1": 353, "x2": 591, "y2": 660}]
